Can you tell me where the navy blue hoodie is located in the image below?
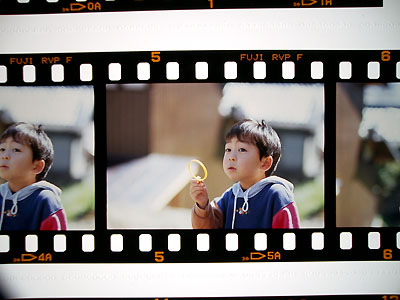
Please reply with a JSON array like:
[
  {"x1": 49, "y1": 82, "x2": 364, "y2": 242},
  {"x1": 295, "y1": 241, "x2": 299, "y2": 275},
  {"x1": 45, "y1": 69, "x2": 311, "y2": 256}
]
[{"x1": 192, "y1": 176, "x2": 300, "y2": 229}]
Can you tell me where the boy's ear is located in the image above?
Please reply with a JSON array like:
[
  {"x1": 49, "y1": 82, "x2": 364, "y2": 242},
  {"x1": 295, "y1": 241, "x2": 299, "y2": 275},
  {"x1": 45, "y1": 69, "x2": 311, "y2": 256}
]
[
  {"x1": 33, "y1": 159, "x2": 45, "y2": 175},
  {"x1": 261, "y1": 156, "x2": 273, "y2": 172}
]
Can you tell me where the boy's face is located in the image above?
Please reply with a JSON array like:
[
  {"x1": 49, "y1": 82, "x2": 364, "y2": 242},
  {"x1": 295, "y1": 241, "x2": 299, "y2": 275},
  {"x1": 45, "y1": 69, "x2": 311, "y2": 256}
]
[
  {"x1": 223, "y1": 136, "x2": 271, "y2": 190},
  {"x1": 0, "y1": 137, "x2": 42, "y2": 191}
]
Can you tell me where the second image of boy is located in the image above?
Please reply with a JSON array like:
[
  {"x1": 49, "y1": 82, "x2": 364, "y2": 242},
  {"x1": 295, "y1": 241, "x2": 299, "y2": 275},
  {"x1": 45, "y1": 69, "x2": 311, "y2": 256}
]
[{"x1": 190, "y1": 119, "x2": 300, "y2": 229}]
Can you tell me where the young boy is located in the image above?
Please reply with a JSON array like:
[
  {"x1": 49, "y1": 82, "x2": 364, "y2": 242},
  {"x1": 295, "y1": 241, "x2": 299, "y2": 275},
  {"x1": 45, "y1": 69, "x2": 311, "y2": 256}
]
[
  {"x1": 190, "y1": 119, "x2": 300, "y2": 229},
  {"x1": 0, "y1": 122, "x2": 67, "y2": 230}
]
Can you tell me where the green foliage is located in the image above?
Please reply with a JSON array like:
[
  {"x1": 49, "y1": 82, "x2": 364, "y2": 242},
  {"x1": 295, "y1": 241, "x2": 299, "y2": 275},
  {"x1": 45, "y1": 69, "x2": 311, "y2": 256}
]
[
  {"x1": 293, "y1": 177, "x2": 324, "y2": 220},
  {"x1": 61, "y1": 179, "x2": 95, "y2": 221},
  {"x1": 375, "y1": 161, "x2": 400, "y2": 226},
  {"x1": 376, "y1": 161, "x2": 400, "y2": 197}
]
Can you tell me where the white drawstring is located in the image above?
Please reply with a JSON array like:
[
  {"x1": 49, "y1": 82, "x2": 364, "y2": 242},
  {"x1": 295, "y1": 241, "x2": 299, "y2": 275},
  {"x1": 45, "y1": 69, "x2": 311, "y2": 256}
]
[
  {"x1": 0, "y1": 188, "x2": 8, "y2": 230},
  {"x1": 11, "y1": 196, "x2": 18, "y2": 216},
  {"x1": 0, "y1": 189, "x2": 19, "y2": 230},
  {"x1": 242, "y1": 190, "x2": 249, "y2": 213},
  {"x1": 231, "y1": 188, "x2": 249, "y2": 229},
  {"x1": 231, "y1": 192, "x2": 238, "y2": 229}
]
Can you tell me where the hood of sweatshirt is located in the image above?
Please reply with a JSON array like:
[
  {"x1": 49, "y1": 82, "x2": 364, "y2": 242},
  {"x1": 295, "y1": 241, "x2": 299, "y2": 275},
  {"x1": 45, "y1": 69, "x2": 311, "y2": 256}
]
[
  {"x1": 0, "y1": 181, "x2": 62, "y2": 229},
  {"x1": 230, "y1": 176, "x2": 294, "y2": 229},
  {"x1": 232, "y1": 176, "x2": 294, "y2": 199}
]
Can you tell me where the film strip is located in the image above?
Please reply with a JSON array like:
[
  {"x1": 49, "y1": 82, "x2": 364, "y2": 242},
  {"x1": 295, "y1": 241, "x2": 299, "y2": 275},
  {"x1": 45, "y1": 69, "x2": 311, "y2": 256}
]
[
  {"x1": 0, "y1": 50, "x2": 398, "y2": 265},
  {"x1": 1, "y1": 1, "x2": 400, "y2": 298},
  {"x1": 0, "y1": 0, "x2": 384, "y2": 14}
]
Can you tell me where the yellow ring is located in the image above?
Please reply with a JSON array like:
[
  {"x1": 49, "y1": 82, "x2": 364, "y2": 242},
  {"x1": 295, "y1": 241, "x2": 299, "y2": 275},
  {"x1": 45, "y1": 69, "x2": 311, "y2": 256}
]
[{"x1": 188, "y1": 159, "x2": 208, "y2": 181}]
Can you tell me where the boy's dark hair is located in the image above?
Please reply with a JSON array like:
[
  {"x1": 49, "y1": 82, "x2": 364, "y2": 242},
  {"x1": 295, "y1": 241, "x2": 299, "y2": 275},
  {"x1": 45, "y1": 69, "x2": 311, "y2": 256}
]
[
  {"x1": 0, "y1": 122, "x2": 54, "y2": 181},
  {"x1": 226, "y1": 119, "x2": 281, "y2": 177}
]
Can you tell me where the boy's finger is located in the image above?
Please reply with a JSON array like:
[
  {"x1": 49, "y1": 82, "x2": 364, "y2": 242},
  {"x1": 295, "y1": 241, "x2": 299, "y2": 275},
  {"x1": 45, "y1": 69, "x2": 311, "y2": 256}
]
[
  {"x1": 191, "y1": 186, "x2": 206, "y2": 195},
  {"x1": 191, "y1": 179, "x2": 205, "y2": 187}
]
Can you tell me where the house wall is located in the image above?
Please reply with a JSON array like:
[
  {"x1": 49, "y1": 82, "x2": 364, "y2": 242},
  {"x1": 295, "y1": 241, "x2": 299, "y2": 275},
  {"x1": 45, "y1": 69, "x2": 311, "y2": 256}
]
[
  {"x1": 336, "y1": 83, "x2": 378, "y2": 227},
  {"x1": 149, "y1": 83, "x2": 223, "y2": 158},
  {"x1": 106, "y1": 85, "x2": 151, "y2": 165},
  {"x1": 47, "y1": 133, "x2": 72, "y2": 175},
  {"x1": 278, "y1": 130, "x2": 306, "y2": 177},
  {"x1": 107, "y1": 83, "x2": 224, "y2": 163}
]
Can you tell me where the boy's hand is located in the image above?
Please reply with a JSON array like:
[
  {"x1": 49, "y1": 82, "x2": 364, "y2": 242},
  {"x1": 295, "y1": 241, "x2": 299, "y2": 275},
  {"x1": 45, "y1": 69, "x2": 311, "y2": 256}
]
[{"x1": 189, "y1": 179, "x2": 209, "y2": 209}]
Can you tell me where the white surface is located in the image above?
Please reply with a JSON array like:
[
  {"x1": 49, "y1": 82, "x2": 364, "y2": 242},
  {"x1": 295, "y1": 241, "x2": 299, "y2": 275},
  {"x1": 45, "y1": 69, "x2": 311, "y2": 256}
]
[
  {"x1": 0, "y1": 1, "x2": 400, "y2": 298},
  {"x1": 0, "y1": 1, "x2": 399, "y2": 54},
  {"x1": 0, "y1": 262, "x2": 399, "y2": 298}
]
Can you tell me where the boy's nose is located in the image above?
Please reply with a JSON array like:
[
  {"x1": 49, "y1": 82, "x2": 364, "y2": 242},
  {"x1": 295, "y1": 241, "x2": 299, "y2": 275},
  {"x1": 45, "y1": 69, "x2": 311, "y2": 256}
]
[{"x1": 228, "y1": 156, "x2": 236, "y2": 161}]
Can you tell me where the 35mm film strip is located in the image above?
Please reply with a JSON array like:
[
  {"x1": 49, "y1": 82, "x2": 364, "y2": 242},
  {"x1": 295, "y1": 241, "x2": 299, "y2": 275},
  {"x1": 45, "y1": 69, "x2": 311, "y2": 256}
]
[
  {"x1": 0, "y1": 50, "x2": 399, "y2": 267},
  {"x1": 0, "y1": 0, "x2": 384, "y2": 15}
]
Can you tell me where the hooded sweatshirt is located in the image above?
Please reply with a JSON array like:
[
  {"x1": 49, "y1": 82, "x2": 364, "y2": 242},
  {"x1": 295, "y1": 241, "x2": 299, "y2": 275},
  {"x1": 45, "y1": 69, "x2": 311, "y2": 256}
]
[
  {"x1": 0, "y1": 181, "x2": 67, "y2": 231},
  {"x1": 192, "y1": 176, "x2": 300, "y2": 229}
]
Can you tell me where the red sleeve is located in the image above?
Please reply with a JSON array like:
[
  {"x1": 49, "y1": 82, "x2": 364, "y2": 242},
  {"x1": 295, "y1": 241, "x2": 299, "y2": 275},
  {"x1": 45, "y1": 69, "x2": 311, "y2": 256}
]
[
  {"x1": 272, "y1": 202, "x2": 300, "y2": 229},
  {"x1": 40, "y1": 209, "x2": 68, "y2": 230}
]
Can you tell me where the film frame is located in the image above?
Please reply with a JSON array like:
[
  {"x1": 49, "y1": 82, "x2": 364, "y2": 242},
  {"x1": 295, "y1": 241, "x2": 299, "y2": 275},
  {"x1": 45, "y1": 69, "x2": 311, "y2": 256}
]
[
  {"x1": 1, "y1": 1, "x2": 400, "y2": 299},
  {"x1": 0, "y1": 49, "x2": 399, "y2": 296}
]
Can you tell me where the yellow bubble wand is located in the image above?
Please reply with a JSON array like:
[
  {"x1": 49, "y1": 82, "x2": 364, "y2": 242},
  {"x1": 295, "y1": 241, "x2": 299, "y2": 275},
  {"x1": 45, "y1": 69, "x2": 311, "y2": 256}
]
[{"x1": 188, "y1": 159, "x2": 208, "y2": 182}]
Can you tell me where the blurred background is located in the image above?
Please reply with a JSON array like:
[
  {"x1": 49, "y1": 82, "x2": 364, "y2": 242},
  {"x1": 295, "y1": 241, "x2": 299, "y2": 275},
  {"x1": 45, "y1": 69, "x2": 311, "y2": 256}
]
[
  {"x1": 107, "y1": 83, "x2": 324, "y2": 229},
  {"x1": 0, "y1": 86, "x2": 95, "y2": 230},
  {"x1": 336, "y1": 82, "x2": 400, "y2": 227}
]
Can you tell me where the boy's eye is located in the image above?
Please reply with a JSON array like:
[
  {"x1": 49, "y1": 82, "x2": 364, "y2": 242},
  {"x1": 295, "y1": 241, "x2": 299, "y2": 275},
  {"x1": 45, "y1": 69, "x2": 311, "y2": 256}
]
[
  {"x1": 225, "y1": 148, "x2": 231, "y2": 152},
  {"x1": 12, "y1": 148, "x2": 21, "y2": 152},
  {"x1": 239, "y1": 148, "x2": 247, "y2": 152}
]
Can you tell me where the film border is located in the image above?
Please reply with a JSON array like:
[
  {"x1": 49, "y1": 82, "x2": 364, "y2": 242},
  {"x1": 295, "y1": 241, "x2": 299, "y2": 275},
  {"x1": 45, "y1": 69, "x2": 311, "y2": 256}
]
[
  {"x1": 1, "y1": 50, "x2": 399, "y2": 84},
  {"x1": 0, "y1": 0, "x2": 384, "y2": 15}
]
